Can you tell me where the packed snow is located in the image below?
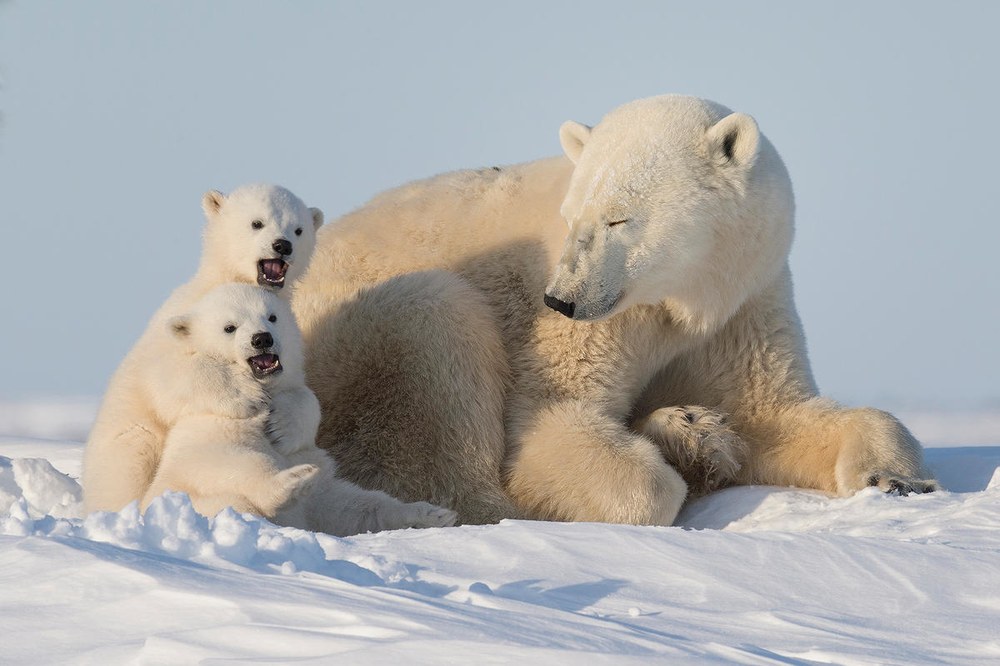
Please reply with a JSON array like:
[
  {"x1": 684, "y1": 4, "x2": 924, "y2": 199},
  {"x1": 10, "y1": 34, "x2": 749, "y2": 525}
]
[{"x1": 1, "y1": 402, "x2": 999, "y2": 665}]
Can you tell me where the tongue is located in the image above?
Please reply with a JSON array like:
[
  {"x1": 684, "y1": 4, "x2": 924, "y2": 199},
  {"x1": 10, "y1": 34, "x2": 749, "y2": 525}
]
[
  {"x1": 252, "y1": 354, "x2": 278, "y2": 371},
  {"x1": 261, "y1": 260, "x2": 285, "y2": 281}
]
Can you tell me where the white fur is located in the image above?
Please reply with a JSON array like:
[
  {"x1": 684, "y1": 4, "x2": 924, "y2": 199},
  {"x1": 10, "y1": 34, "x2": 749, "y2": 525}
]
[
  {"x1": 140, "y1": 284, "x2": 458, "y2": 534},
  {"x1": 83, "y1": 184, "x2": 323, "y2": 512},
  {"x1": 295, "y1": 94, "x2": 937, "y2": 527}
]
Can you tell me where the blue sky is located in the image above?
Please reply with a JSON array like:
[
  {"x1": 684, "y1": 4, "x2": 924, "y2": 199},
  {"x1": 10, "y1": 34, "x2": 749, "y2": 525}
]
[{"x1": 1, "y1": 1, "x2": 997, "y2": 408}]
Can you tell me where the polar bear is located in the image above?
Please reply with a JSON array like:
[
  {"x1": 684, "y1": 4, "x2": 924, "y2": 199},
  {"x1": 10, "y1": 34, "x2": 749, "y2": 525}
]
[
  {"x1": 84, "y1": 184, "x2": 324, "y2": 513},
  {"x1": 139, "y1": 284, "x2": 458, "y2": 534},
  {"x1": 293, "y1": 94, "x2": 938, "y2": 526}
]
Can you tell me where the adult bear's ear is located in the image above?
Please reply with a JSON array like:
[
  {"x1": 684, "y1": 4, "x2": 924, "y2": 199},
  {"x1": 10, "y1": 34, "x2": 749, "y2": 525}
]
[
  {"x1": 559, "y1": 120, "x2": 592, "y2": 164},
  {"x1": 706, "y1": 113, "x2": 760, "y2": 170},
  {"x1": 309, "y1": 207, "x2": 324, "y2": 230},
  {"x1": 167, "y1": 315, "x2": 191, "y2": 339},
  {"x1": 202, "y1": 190, "x2": 226, "y2": 219}
]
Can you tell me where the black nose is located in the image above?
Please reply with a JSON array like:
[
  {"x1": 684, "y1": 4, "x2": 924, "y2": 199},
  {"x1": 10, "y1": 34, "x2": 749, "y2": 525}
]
[
  {"x1": 272, "y1": 239, "x2": 292, "y2": 256},
  {"x1": 543, "y1": 293, "x2": 575, "y2": 319},
  {"x1": 251, "y1": 331, "x2": 273, "y2": 349}
]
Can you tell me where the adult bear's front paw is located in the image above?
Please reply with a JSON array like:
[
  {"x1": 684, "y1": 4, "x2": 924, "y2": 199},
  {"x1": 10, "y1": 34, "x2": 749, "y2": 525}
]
[
  {"x1": 634, "y1": 405, "x2": 746, "y2": 497},
  {"x1": 834, "y1": 407, "x2": 939, "y2": 496},
  {"x1": 865, "y1": 473, "x2": 940, "y2": 496}
]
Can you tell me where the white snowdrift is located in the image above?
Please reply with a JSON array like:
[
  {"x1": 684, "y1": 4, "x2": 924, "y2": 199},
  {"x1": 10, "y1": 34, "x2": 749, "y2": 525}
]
[{"x1": 1, "y1": 419, "x2": 1000, "y2": 664}]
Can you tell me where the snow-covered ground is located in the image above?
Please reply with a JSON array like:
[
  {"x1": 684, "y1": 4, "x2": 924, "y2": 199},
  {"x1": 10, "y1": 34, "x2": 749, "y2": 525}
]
[{"x1": 1, "y1": 402, "x2": 999, "y2": 665}]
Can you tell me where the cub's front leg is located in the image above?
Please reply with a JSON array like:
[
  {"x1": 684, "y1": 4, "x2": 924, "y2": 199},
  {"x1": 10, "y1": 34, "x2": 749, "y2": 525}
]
[
  {"x1": 289, "y1": 447, "x2": 458, "y2": 536},
  {"x1": 159, "y1": 355, "x2": 268, "y2": 421},
  {"x1": 266, "y1": 386, "x2": 321, "y2": 456}
]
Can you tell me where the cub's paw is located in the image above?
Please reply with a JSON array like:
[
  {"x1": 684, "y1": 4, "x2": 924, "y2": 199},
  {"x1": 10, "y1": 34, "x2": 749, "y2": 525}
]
[
  {"x1": 866, "y1": 473, "x2": 940, "y2": 496},
  {"x1": 266, "y1": 408, "x2": 302, "y2": 455},
  {"x1": 267, "y1": 464, "x2": 321, "y2": 513},
  {"x1": 403, "y1": 501, "x2": 459, "y2": 528},
  {"x1": 266, "y1": 390, "x2": 321, "y2": 456},
  {"x1": 635, "y1": 406, "x2": 746, "y2": 497}
]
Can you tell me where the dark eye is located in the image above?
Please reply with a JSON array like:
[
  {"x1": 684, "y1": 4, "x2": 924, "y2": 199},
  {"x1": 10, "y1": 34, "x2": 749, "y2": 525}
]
[
  {"x1": 268, "y1": 314, "x2": 277, "y2": 323},
  {"x1": 608, "y1": 219, "x2": 628, "y2": 228},
  {"x1": 251, "y1": 220, "x2": 264, "y2": 230},
  {"x1": 294, "y1": 228, "x2": 303, "y2": 236},
  {"x1": 224, "y1": 325, "x2": 236, "y2": 333}
]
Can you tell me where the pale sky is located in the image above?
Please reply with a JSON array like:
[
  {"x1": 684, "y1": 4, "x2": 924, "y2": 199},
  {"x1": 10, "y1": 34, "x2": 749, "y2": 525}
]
[{"x1": 1, "y1": 1, "x2": 997, "y2": 408}]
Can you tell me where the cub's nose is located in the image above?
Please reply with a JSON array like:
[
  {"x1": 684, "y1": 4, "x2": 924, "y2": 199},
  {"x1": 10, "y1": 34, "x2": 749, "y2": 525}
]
[
  {"x1": 272, "y1": 239, "x2": 292, "y2": 256},
  {"x1": 543, "y1": 293, "x2": 575, "y2": 319},
  {"x1": 251, "y1": 331, "x2": 274, "y2": 349}
]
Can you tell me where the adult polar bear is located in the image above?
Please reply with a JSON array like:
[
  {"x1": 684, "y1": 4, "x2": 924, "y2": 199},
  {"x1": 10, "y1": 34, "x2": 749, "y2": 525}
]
[{"x1": 294, "y1": 95, "x2": 937, "y2": 526}]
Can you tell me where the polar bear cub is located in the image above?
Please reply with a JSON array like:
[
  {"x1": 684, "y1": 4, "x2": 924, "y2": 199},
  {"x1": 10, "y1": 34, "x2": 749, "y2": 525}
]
[
  {"x1": 140, "y1": 283, "x2": 459, "y2": 534},
  {"x1": 139, "y1": 284, "x2": 319, "y2": 517},
  {"x1": 84, "y1": 184, "x2": 323, "y2": 513}
]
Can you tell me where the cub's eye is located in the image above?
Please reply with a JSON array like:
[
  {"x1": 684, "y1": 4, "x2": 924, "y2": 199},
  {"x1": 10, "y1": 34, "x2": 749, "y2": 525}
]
[
  {"x1": 224, "y1": 325, "x2": 236, "y2": 334},
  {"x1": 251, "y1": 220, "x2": 264, "y2": 230},
  {"x1": 294, "y1": 227, "x2": 303, "y2": 236},
  {"x1": 608, "y1": 219, "x2": 628, "y2": 228},
  {"x1": 268, "y1": 314, "x2": 277, "y2": 323}
]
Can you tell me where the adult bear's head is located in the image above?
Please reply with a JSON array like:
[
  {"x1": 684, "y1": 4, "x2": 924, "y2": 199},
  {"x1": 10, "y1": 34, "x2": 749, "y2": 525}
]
[{"x1": 544, "y1": 95, "x2": 794, "y2": 334}]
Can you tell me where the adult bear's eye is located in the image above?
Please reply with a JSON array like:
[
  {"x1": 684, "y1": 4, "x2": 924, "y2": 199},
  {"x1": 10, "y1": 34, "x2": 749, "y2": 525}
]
[
  {"x1": 251, "y1": 220, "x2": 264, "y2": 230},
  {"x1": 268, "y1": 314, "x2": 277, "y2": 323},
  {"x1": 608, "y1": 219, "x2": 628, "y2": 228},
  {"x1": 224, "y1": 325, "x2": 236, "y2": 333},
  {"x1": 294, "y1": 228, "x2": 303, "y2": 236}
]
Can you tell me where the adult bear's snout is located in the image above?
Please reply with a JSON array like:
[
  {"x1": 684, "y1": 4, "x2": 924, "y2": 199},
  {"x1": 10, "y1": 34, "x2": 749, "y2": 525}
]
[
  {"x1": 544, "y1": 293, "x2": 575, "y2": 319},
  {"x1": 251, "y1": 331, "x2": 274, "y2": 349}
]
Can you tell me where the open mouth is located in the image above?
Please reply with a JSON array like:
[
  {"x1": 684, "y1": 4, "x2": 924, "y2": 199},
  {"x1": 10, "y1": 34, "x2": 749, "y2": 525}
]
[
  {"x1": 248, "y1": 353, "x2": 282, "y2": 378},
  {"x1": 257, "y1": 259, "x2": 289, "y2": 288}
]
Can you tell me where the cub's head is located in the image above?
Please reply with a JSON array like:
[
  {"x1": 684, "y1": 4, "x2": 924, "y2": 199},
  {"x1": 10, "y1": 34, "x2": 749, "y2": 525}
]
[
  {"x1": 200, "y1": 184, "x2": 323, "y2": 292},
  {"x1": 545, "y1": 95, "x2": 794, "y2": 333},
  {"x1": 168, "y1": 283, "x2": 303, "y2": 383}
]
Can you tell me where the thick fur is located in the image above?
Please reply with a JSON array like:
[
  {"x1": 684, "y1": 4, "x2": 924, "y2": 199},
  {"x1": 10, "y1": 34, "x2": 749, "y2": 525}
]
[
  {"x1": 139, "y1": 284, "x2": 458, "y2": 534},
  {"x1": 83, "y1": 184, "x2": 324, "y2": 512},
  {"x1": 294, "y1": 95, "x2": 937, "y2": 526}
]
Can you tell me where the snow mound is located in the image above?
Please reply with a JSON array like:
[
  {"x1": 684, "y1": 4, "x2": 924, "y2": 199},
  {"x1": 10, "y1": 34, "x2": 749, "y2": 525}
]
[
  {"x1": 2, "y1": 440, "x2": 1000, "y2": 664},
  {"x1": 0, "y1": 456, "x2": 82, "y2": 520},
  {"x1": 0, "y1": 457, "x2": 381, "y2": 585}
]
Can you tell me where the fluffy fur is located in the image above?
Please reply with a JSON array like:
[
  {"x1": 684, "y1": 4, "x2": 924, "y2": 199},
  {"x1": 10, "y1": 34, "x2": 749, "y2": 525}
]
[
  {"x1": 294, "y1": 95, "x2": 938, "y2": 526},
  {"x1": 139, "y1": 284, "x2": 458, "y2": 534},
  {"x1": 83, "y1": 184, "x2": 324, "y2": 512}
]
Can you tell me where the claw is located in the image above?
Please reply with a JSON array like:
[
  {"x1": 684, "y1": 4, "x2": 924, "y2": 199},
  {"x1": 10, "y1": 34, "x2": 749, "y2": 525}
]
[{"x1": 887, "y1": 479, "x2": 911, "y2": 496}]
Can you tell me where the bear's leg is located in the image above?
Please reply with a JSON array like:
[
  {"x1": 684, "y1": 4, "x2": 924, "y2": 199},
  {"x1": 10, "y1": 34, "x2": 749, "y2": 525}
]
[
  {"x1": 83, "y1": 422, "x2": 165, "y2": 512},
  {"x1": 506, "y1": 400, "x2": 688, "y2": 525},
  {"x1": 737, "y1": 398, "x2": 940, "y2": 495},
  {"x1": 305, "y1": 269, "x2": 516, "y2": 524},
  {"x1": 283, "y1": 447, "x2": 458, "y2": 535},
  {"x1": 632, "y1": 406, "x2": 747, "y2": 498},
  {"x1": 141, "y1": 414, "x2": 317, "y2": 518},
  {"x1": 266, "y1": 385, "x2": 321, "y2": 456}
]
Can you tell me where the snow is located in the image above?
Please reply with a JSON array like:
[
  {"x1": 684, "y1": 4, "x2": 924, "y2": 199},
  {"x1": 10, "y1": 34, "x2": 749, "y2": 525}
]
[{"x1": 1, "y1": 402, "x2": 999, "y2": 664}]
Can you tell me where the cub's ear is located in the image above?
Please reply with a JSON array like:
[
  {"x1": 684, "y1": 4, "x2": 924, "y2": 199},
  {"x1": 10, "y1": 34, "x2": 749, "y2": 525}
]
[
  {"x1": 202, "y1": 190, "x2": 226, "y2": 219},
  {"x1": 559, "y1": 120, "x2": 592, "y2": 164},
  {"x1": 706, "y1": 113, "x2": 760, "y2": 170},
  {"x1": 309, "y1": 207, "x2": 324, "y2": 230},
  {"x1": 167, "y1": 315, "x2": 191, "y2": 339}
]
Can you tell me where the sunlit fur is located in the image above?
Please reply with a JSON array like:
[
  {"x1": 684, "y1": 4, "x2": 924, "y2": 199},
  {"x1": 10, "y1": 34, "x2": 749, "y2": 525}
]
[{"x1": 295, "y1": 95, "x2": 937, "y2": 526}]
